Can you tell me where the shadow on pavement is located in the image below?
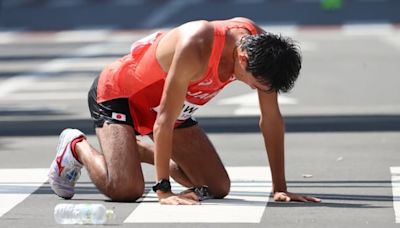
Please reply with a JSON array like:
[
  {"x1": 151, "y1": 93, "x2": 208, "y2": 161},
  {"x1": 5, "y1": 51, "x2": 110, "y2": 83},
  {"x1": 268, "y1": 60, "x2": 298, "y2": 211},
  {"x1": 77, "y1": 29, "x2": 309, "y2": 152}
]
[{"x1": 31, "y1": 183, "x2": 391, "y2": 209}]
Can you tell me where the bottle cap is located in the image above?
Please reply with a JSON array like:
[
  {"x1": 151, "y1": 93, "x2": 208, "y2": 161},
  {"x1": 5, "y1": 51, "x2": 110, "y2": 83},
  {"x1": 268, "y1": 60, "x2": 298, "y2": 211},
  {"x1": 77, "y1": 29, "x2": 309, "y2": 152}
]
[{"x1": 106, "y1": 209, "x2": 115, "y2": 221}]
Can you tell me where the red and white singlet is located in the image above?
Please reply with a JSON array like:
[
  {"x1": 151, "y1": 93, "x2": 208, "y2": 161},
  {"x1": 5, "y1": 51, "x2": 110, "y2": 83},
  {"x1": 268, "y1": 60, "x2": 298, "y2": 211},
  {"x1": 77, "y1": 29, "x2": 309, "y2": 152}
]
[{"x1": 96, "y1": 20, "x2": 258, "y2": 135}]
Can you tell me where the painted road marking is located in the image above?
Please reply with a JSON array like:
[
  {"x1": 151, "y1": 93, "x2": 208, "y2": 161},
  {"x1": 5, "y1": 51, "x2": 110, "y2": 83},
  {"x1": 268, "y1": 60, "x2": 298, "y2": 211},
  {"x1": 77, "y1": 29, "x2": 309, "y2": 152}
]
[
  {"x1": 0, "y1": 31, "x2": 21, "y2": 44},
  {"x1": 55, "y1": 29, "x2": 111, "y2": 43},
  {"x1": 5, "y1": 92, "x2": 87, "y2": 100},
  {"x1": 391, "y1": 167, "x2": 400, "y2": 223},
  {"x1": 0, "y1": 42, "x2": 111, "y2": 99},
  {"x1": 218, "y1": 92, "x2": 297, "y2": 116},
  {"x1": 381, "y1": 33, "x2": 400, "y2": 50},
  {"x1": 261, "y1": 25, "x2": 298, "y2": 37},
  {"x1": 343, "y1": 23, "x2": 394, "y2": 36},
  {"x1": 124, "y1": 166, "x2": 272, "y2": 223},
  {"x1": 0, "y1": 169, "x2": 48, "y2": 218}
]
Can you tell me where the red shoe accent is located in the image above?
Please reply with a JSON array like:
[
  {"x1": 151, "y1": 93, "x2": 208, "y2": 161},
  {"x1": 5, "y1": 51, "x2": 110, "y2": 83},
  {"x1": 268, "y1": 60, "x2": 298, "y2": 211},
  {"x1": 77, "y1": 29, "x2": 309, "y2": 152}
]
[
  {"x1": 70, "y1": 136, "x2": 85, "y2": 163},
  {"x1": 56, "y1": 145, "x2": 68, "y2": 176}
]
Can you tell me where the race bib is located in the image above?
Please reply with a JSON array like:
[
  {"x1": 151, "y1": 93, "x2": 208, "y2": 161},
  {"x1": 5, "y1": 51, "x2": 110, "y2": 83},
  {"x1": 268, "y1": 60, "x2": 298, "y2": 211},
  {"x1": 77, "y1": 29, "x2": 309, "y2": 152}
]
[{"x1": 152, "y1": 101, "x2": 202, "y2": 121}]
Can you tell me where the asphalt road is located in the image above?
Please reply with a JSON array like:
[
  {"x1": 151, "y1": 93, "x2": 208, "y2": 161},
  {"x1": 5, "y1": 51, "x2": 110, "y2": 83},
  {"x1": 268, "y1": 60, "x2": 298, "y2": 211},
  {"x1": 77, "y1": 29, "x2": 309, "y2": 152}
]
[{"x1": 0, "y1": 14, "x2": 400, "y2": 228}]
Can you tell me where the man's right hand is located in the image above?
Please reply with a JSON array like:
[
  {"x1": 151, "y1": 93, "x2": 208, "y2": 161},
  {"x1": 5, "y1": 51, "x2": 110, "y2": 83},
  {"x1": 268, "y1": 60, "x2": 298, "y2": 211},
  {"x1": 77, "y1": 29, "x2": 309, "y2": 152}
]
[{"x1": 157, "y1": 191, "x2": 200, "y2": 205}]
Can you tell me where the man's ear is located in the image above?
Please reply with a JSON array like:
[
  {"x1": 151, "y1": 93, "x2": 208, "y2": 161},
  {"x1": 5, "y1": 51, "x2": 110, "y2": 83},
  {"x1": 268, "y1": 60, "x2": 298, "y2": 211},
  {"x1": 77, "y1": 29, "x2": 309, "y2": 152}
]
[{"x1": 238, "y1": 52, "x2": 248, "y2": 64}]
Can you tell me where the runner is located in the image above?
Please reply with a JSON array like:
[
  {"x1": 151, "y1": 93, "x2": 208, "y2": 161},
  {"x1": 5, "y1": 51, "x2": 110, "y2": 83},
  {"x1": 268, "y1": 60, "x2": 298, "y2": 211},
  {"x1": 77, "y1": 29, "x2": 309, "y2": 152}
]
[{"x1": 48, "y1": 17, "x2": 321, "y2": 205}]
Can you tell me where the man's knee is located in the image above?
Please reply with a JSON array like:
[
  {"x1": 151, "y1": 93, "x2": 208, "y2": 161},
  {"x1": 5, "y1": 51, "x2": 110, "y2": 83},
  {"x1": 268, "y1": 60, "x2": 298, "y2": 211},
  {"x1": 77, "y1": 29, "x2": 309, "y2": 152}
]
[
  {"x1": 105, "y1": 181, "x2": 144, "y2": 202},
  {"x1": 211, "y1": 178, "x2": 231, "y2": 199}
]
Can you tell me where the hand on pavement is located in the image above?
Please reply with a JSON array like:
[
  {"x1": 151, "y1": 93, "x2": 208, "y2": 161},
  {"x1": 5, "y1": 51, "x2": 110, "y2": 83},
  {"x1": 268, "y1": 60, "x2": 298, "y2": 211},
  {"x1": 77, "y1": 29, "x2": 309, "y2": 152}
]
[
  {"x1": 274, "y1": 191, "x2": 321, "y2": 203},
  {"x1": 158, "y1": 191, "x2": 200, "y2": 205}
]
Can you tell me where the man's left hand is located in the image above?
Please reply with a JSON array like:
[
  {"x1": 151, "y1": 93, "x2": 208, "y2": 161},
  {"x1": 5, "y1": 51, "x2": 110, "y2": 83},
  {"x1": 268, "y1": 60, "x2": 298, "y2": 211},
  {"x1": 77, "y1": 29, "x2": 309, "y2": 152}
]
[{"x1": 274, "y1": 191, "x2": 321, "y2": 203}]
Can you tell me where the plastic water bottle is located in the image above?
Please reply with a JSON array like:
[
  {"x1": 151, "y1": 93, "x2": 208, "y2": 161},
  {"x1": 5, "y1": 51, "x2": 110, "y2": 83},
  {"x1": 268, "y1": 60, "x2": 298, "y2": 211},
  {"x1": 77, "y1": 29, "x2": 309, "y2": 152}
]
[{"x1": 54, "y1": 204, "x2": 115, "y2": 225}]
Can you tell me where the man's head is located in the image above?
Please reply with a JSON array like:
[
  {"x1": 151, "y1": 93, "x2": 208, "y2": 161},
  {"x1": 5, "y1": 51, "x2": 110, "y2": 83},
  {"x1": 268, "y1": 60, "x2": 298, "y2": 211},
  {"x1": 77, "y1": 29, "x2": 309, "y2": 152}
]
[{"x1": 237, "y1": 33, "x2": 302, "y2": 93}]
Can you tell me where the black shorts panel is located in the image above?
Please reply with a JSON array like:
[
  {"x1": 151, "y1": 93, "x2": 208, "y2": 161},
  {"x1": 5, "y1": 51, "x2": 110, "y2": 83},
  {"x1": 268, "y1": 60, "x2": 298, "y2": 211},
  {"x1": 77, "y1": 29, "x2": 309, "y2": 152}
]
[
  {"x1": 88, "y1": 77, "x2": 134, "y2": 129},
  {"x1": 87, "y1": 76, "x2": 198, "y2": 135},
  {"x1": 176, "y1": 118, "x2": 198, "y2": 129}
]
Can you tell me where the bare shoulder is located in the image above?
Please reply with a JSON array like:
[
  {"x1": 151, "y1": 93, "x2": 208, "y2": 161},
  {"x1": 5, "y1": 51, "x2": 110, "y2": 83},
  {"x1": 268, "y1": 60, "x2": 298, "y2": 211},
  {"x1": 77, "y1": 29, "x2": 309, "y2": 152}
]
[
  {"x1": 177, "y1": 20, "x2": 214, "y2": 47},
  {"x1": 171, "y1": 20, "x2": 214, "y2": 66},
  {"x1": 156, "y1": 20, "x2": 214, "y2": 73}
]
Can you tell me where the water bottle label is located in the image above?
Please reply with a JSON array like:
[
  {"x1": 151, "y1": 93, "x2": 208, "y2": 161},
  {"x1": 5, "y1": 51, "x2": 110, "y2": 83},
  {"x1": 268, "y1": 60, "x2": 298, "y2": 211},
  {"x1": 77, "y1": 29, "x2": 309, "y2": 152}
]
[{"x1": 79, "y1": 204, "x2": 93, "y2": 224}]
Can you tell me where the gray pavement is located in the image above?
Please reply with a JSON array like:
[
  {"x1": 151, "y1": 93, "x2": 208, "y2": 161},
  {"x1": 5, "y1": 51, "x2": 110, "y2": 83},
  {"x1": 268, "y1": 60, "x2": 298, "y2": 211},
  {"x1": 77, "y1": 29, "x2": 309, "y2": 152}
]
[{"x1": 0, "y1": 18, "x2": 400, "y2": 228}]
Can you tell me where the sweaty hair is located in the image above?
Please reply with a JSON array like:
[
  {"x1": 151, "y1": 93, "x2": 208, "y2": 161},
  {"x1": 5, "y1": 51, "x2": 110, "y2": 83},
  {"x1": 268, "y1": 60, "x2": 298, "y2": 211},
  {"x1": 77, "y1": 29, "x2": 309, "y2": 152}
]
[{"x1": 238, "y1": 33, "x2": 302, "y2": 93}]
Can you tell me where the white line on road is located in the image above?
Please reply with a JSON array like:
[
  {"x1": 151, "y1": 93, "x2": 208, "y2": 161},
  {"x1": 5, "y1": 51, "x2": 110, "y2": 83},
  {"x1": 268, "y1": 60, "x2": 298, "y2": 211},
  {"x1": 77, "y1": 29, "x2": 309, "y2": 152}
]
[
  {"x1": 124, "y1": 167, "x2": 272, "y2": 223},
  {"x1": 391, "y1": 167, "x2": 400, "y2": 223},
  {"x1": 0, "y1": 31, "x2": 21, "y2": 44},
  {"x1": 343, "y1": 23, "x2": 394, "y2": 36},
  {"x1": 218, "y1": 92, "x2": 298, "y2": 116},
  {"x1": 0, "y1": 43, "x2": 110, "y2": 99},
  {"x1": 381, "y1": 33, "x2": 400, "y2": 50},
  {"x1": 0, "y1": 75, "x2": 39, "y2": 99},
  {"x1": 300, "y1": 41, "x2": 318, "y2": 52},
  {"x1": 261, "y1": 25, "x2": 298, "y2": 37},
  {"x1": 18, "y1": 82, "x2": 90, "y2": 91},
  {"x1": 55, "y1": 29, "x2": 111, "y2": 43},
  {"x1": 5, "y1": 92, "x2": 87, "y2": 100},
  {"x1": 0, "y1": 169, "x2": 48, "y2": 218}
]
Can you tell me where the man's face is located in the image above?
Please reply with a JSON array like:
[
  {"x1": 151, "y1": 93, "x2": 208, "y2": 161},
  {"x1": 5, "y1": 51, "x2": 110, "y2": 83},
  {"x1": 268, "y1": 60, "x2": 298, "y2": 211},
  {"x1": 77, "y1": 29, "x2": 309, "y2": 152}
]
[{"x1": 234, "y1": 52, "x2": 272, "y2": 92}]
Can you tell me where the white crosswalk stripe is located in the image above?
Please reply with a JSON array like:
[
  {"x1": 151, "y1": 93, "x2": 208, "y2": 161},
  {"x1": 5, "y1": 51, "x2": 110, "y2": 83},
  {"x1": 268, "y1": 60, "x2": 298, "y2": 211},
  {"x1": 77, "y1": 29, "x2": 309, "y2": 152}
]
[
  {"x1": 0, "y1": 30, "x2": 140, "y2": 121},
  {"x1": 0, "y1": 169, "x2": 48, "y2": 218},
  {"x1": 0, "y1": 167, "x2": 272, "y2": 223},
  {"x1": 218, "y1": 92, "x2": 298, "y2": 116},
  {"x1": 125, "y1": 167, "x2": 272, "y2": 223},
  {"x1": 1, "y1": 166, "x2": 400, "y2": 224},
  {"x1": 391, "y1": 167, "x2": 400, "y2": 223}
]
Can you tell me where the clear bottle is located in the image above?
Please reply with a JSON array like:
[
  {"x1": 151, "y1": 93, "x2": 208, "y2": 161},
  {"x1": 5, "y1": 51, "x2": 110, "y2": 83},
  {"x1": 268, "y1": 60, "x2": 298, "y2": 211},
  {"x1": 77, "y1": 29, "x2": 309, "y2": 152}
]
[{"x1": 54, "y1": 203, "x2": 115, "y2": 225}]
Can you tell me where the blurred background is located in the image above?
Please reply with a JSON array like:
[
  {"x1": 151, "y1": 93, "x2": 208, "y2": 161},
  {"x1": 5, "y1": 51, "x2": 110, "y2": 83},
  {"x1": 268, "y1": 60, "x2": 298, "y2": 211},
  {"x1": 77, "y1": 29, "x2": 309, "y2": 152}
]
[
  {"x1": 1, "y1": 0, "x2": 399, "y2": 134},
  {"x1": 1, "y1": 1, "x2": 400, "y2": 227},
  {"x1": 0, "y1": 0, "x2": 399, "y2": 30}
]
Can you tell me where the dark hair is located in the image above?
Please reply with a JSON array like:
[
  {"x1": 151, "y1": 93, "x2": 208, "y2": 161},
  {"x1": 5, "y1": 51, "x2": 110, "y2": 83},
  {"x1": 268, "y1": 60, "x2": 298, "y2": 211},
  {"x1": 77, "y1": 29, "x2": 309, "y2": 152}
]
[{"x1": 239, "y1": 33, "x2": 302, "y2": 93}]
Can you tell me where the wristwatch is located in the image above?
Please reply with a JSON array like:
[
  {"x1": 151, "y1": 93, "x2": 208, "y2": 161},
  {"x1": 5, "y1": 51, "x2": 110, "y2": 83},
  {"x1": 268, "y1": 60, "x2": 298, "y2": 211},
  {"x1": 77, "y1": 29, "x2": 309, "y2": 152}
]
[{"x1": 152, "y1": 179, "x2": 171, "y2": 193}]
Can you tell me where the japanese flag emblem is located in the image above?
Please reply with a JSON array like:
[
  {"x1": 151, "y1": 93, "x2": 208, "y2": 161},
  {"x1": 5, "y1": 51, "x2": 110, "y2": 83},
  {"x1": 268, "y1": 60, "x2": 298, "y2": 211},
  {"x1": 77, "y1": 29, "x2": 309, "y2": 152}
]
[{"x1": 112, "y1": 112, "x2": 126, "y2": 122}]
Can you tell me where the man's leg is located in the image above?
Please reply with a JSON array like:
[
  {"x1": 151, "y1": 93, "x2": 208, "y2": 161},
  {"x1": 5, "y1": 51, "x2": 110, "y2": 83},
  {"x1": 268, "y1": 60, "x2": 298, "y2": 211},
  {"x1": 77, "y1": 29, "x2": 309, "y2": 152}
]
[
  {"x1": 136, "y1": 140, "x2": 194, "y2": 187},
  {"x1": 75, "y1": 123, "x2": 144, "y2": 201},
  {"x1": 169, "y1": 125, "x2": 230, "y2": 199}
]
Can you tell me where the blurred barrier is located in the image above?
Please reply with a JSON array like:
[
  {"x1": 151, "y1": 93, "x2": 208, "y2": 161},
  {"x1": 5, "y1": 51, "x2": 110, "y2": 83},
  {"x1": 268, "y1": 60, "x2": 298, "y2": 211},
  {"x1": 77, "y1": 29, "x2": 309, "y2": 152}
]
[{"x1": 0, "y1": 0, "x2": 399, "y2": 30}]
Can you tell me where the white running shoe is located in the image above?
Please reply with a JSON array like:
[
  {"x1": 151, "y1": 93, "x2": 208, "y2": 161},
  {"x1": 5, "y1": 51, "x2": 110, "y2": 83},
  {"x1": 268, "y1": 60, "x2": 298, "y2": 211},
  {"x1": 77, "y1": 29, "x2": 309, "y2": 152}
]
[{"x1": 48, "y1": 128, "x2": 85, "y2": 199}]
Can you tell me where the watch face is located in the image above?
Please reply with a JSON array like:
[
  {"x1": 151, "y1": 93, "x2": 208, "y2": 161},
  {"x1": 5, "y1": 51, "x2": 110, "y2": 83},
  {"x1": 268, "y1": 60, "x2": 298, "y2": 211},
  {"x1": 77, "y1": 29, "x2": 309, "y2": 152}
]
[
  {"x1": 159, "y1": 180, "x2": 171, "y2": 191},
  {"x1": 153, "y1": 179, "x2": 171, "y2": 192}
]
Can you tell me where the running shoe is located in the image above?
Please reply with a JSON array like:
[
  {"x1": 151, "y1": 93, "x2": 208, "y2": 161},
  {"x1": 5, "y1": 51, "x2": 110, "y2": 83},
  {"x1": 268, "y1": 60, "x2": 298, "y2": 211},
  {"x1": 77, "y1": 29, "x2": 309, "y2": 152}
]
[
  {"x1": 48, "y1": 128, "x2": 85, "y2": 199},
  {"x1": 181, "y1": 185, "x2": 213, "y2": 201},
  {"x1": 193, "y1": 185, "x2": 213, "y2": 201}
]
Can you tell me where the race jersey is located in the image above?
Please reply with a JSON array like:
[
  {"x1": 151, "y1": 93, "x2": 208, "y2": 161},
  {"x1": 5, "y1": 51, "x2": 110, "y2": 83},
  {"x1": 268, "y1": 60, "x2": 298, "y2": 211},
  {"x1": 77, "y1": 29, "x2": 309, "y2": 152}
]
[{"x1": 96, "y1": 20, "x2": 258, "y2": 135}]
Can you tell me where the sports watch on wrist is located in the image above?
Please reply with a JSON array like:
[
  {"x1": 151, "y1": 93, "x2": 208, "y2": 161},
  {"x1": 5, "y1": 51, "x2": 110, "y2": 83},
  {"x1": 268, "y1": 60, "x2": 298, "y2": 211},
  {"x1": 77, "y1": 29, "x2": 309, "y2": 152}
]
[{"x1": 152, "y1": 179, "x2": 171, "y2": 193}]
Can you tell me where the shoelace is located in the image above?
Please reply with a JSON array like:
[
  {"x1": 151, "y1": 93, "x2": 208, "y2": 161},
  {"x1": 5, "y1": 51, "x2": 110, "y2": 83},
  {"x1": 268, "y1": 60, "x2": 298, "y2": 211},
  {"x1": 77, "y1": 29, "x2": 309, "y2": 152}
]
[{"x1": 190, "y1": 185, "x2": 212, "y2": 201}]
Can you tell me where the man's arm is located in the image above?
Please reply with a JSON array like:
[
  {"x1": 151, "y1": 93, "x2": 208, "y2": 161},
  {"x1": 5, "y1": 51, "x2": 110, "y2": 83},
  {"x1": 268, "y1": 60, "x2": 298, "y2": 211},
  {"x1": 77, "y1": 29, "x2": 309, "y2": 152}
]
[
  {"x1": 257, "y1": 90, "x2": 287, "y2": 192},
  {"x1": 257, "y1": 90, "x2": 321, "y2": 202},
  {"x1": 153, "y1": 23, "x2": 211, "y2": 204}
]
